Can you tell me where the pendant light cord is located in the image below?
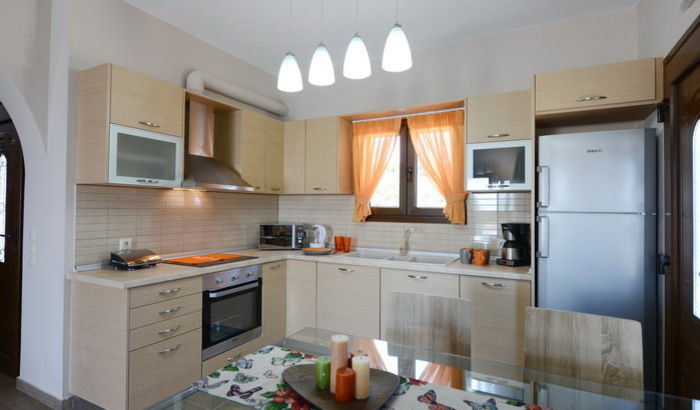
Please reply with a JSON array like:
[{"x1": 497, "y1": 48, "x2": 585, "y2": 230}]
[
  {"x1": 355, "y1": 0, "x2": 359, "y2": 33},
  {"x1": 288, "y1": 0, "x2": 293, "y2": 51},
  {"x1": 395, "y1": 0, "x2": 399, "y2": 23},
  {"x1": 320, "y1": 0, "x2": 324, "y2": 40}
]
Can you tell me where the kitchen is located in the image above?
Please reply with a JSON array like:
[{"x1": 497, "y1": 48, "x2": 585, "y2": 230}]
[{"x1": 1, "y1": 0, "x2": 700, "y2": 409}]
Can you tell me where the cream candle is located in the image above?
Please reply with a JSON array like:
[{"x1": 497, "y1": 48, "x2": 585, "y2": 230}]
[
  {"x1": 330, "y1": 334, "x2": 349, "y2": 393},
  {"x1": 351, "y1": 355, "x2": 370, "y2": 399}
]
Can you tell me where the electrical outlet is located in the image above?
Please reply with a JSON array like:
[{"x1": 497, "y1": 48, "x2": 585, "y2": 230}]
[{"x1": 119, "y1": 238, "x2": 132, "y2": 252}]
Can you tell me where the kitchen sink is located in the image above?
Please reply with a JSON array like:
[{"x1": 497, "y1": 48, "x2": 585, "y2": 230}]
[{"x1": 344, "y1": 250, "x2": 458, "y2": 266}]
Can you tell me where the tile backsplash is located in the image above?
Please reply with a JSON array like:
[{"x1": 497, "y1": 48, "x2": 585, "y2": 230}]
[
  {"x1": 278, "y1": 192, "x2": 531, "y2": 254},
  {"x1": 74, "y1": 185, "x2": 278, "y2": 265}
]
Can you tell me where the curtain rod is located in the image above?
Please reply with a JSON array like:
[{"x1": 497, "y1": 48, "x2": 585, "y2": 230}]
[{"x1": 351, "y1": 107, "x2": 464, "y2": 123}]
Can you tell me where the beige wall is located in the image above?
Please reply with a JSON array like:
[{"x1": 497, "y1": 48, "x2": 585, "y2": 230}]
[{"x1": 637, "y1": 0, "x2": 700, "y2": 58}]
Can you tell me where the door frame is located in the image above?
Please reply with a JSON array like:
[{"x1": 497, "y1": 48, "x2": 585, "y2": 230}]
[{"x1": 663, "y1": 13, "x2": 700, "y2": 396}]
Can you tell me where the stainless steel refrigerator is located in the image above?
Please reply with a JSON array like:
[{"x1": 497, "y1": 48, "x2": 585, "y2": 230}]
[{"x1": 536, "y1": 129, "x2": 657, "y2": 388}]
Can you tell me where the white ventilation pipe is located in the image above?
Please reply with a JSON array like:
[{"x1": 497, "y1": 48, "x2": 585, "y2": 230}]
[{"x1": 186, "y1": 70, "x2": 289, "y2": 117}]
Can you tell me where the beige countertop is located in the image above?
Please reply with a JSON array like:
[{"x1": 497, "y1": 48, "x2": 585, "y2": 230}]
[{"x1": 67, "y1": 249, "x2": 532, "y2": 289}]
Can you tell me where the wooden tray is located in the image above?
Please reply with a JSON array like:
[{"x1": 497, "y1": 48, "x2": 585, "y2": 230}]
[{"x1": 282, "y1": 364, "x2": 399, "y2": 410}]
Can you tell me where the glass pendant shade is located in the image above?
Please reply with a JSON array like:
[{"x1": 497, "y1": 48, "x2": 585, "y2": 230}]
[
  {"x1": 382, "y1": 23, "x2": 412, "y2": 72},
  {"x1": 343, "y1": 34, "x2": 372, "y2": 80},
  {"x1": 277, "y1": 52, "x2": 303, "y2": 92},
  {"x1": 308, "y1": 42, "x2": 336, "y2": 86}
]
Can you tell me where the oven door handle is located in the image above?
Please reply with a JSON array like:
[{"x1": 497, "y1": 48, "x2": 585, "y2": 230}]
[{"x1": 208, "y1": 282, "x2": 259, "y2": 299}]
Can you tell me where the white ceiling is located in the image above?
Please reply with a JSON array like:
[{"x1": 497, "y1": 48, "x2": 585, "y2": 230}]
[{"x1": 123, "y1": 0, "x2": 639, "y2": 76}]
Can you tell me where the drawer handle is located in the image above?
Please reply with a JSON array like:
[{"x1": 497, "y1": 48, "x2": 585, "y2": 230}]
[
  {"x1": 136, "y1": 179, "x2": 159, "y2": 184},
  {"x1": 481, "y1": 282, "x2": 506, "y2": 288},
  {"x1": 486, "y1": 133, "x2": 510, "y2": 138},
  {"x1": 158, "y1": 325, "x2": 181, "y2": 335},
  {"x1": 313, "y1": 187, "x2": 327, "y2": 191},
  {"x1": 139, "y1": 120, "x2": 161, "y2": 128},
  {"x1": 159, "y1": 306, "x2": 181, "y2": 316},
  {"x1": 575, "y1": 95, "x2": 607, "y2": 102},
  {"x1": 270, "y1": 188, "x2": 281, "y2": 192},
  {"x1": 407, "y1": 274, "x2": 428, "y2": 280},
  {"x1": 159, "y1": 287, "x2": 181, "y2": 295},
  {"x1": 159, "y1": 344, "x2": 181, "y2": 355},
  {"x1": 254, "y1": 186, "x2": 261, "y2": 190},
  {"x1": 269, "y1": 264, "x2": 281, "y2": 270},
  {"x1": 338, "y1": 268, "x2": 355, "y2": 272}
]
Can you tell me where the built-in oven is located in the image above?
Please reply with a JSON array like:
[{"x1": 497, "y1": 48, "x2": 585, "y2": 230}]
[
  {"x1": 202, "y1": 265, "x2": 262, "y2": 361},
  {"x1": 259, "y1": 224, "x2": 306, "y2": 250}
]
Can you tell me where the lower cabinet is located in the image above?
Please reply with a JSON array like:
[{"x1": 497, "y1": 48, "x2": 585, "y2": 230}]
[
  {"x1": 317, "y1": 263, "x2": 380, "y2": 339},
  {"x1": 262, "y1": 261, "x2": 286, "y2": 344},
  {"x1": 379, "y1": 269, "x2": 460, "y2": 339},
  {"x1": 286, "y1": 260, "x2": 317, "y2": 336},
  {"x1": 459, "y1": 276, "x2": 531, "y2": 366}
]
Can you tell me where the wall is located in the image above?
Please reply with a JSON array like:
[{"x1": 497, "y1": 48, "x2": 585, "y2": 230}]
[
  {"x1": 280, "y1": 7, "x2": 639, "y2": 120},
  {"x1": 637, "y1": 0, "x2": 700, "y2": 58},
  {"x1": 278, "y1": 193, "x2": 531, "y2": 254},
  {"x1": 74, "y1": 185, "x2": 278, "y2": 265}
]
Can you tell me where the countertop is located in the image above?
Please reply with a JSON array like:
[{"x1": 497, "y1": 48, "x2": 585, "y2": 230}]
[{"x1": 67, "y1": 249, "x2": 532, "y2": 289}]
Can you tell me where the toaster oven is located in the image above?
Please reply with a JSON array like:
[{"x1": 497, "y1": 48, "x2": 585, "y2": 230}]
[{"x1": 259, "y1": 224, "x2": 306, "y2": 250}]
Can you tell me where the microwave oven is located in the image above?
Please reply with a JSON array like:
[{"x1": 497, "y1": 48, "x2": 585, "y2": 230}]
[
  {"x1": 259, "y1": 224, "x2": 306, "y2": 250},
  {"x1": 466, "y1": 139, "x2": 533, "y2": 191}
]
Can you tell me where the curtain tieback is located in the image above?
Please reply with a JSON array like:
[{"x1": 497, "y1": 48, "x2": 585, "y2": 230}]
[
  {"x1": 445, "y1": 193, "x2": 467, "y2": 204},
  {"x1": 356, "y1": 198, "x2": 370, "y2": 206}
]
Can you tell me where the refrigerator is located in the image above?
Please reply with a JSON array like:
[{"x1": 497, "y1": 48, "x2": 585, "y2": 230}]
[{"x1": 536, "y1": 129, "x2": 657, "y2": 389}]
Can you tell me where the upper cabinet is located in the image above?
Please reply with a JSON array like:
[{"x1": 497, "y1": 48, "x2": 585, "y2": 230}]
[
  {"x1": 467, "y1": 90, "x2": 533, "y2": 144},
  {"x1": 76, "y1": 64, "x2": 185, "y2": 186},
  {"x1": 283, "y1": 116, "x2": 353, "y2": 194},
  {"x1": 535, "y1": 58, "x2": 662, "y2": 117}
]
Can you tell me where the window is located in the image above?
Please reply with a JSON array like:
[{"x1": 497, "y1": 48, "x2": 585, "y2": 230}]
[{"x1": 368, "y1": 120, "x2": 448, "y2": 223}]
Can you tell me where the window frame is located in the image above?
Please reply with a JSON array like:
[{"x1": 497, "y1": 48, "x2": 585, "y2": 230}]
[{"x1": 367, "y1": 119, "x2": 450, "y2": 224}]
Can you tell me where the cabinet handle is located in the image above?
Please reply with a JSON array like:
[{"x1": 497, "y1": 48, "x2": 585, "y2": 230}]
[
  {"x1": 270, "y1": 188, "x2": 281, "y2": 192},
  {"x1": 338, "y1": 267, "x2": 355, "y2": 272},
  {"x1": 269, "y1": 264, "x2": 281, "y2": 270},
  {"x1": 407, "y1": 274, "x2": 428, "y2": 280},
  {"x1": 158, "y1": 325, "x2": 181, "y2": 335},
  {"x1": 158, "y1": 344, "x2": 181, "y2": 355},
  {"x1": 136, "y1": 179, "x2": 159, "y2": 184},
  {"x1": 487, "y1": 183, "x2": 510, "y2": 188},
  {"x1": 139, "y1": 120, "x2": 161, "y2": 128},
  {"x1": 481, "y1": 282, "x2": 506, "y2": 288},
  {"x1": 253, "y1": 186, "x2": 261, "y2": 190},
  {"x1": 158, "y1": 306, "x2": 182, "y2": 316},
  {"x1": 486, "y1": 133, "x2": 510, "y2": 138},
  {"x1": 313, "y1": 187, "x2": 327, "y2": 191},
  {"x1": 575, "y1": 95, "x2": 607, "y2": 102},
  {"x1": 159, "y1": 287, "x2": 181, "y2": 295}
]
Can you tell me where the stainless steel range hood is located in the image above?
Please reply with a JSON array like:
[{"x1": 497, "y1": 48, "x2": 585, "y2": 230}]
[{"x1": 181, "y1": 101, "x2": 255, "y2": 192}]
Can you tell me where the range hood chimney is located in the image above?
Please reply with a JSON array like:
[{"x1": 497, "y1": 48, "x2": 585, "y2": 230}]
[{"x1": 181, "y1": 101, "x2": 255, "y2": 192}]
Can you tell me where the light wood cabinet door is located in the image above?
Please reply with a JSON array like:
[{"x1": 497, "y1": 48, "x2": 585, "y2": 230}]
[
  {"x1": 317, "y1": 263, "x2": 380, "y2": 339},
  {"x1": 266, "y1": 117, "x2": 285, "y2": 193},
  {"x1": 535, "y1": 58, "x2": 660, "y2": 113},
  {"x1": 284, "y1": 120, "x2": 306, "y2": 194},
  {"x1": 305, "y1": 117, "x2": 339, "y2": 194},
  {"x1": 129, "y1": 311, "x2": 201, "y2": 351},
  {"x1": 262, "y1": 261, "x2": 286, "y2": 344},
  {"x1": 129, "y1": 276, "x2": 202, "y2": 309},
  {"x1": 286, "y1": 260, "x2": 317, "y2": 336},
  {"x1": 467, "y1": 90, "x2": 533, "y2": 143},
  {"x1": 110, "y1": 65, "x2": 184, "y2": 137},
  {"x1": 459, "y1": 276, "x2": 531, "y2": 366},
  {"x1": 240, "y1": 110, "x2": 268, "y2": 192},
  {"x1": 379, "y1": 269, "x2": 460, "y2": 339}
]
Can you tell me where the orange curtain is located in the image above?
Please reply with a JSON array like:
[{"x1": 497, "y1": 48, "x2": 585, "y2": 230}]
[
  {"x1": 352, "y1": 118, "x2": 401, "y2": 222},
  {"x1": 406, "y1": 111, "x2": 467, "y2": 224}
]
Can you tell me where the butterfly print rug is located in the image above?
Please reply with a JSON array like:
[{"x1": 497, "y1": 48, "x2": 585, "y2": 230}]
[{"x1": 198, "y1": 345, "x2": 551, "y2": 410}]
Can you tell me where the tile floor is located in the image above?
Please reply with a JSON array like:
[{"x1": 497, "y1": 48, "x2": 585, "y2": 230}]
[{"x1": 0, "y1": 373, "x2": 48, "y2": 410}]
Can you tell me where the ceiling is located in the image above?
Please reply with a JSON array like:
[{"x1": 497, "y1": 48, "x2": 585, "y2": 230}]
[{"x1": 123, "y1": 0, "x2": 639, "y2": 76}]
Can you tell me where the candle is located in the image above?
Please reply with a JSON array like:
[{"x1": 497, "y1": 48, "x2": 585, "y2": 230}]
[
  {"x1": 352, "y1": 355, "x2": 370, "y2": 399},
  {"x1": 315, "y1": 356, "x2": 331, "y2": 389},
  {"x1": 334, "y1": 367, "x2": 355, "y2": 403},
  {"x1": 330, "y1": 334, "x2": 349, "y2": 393}
]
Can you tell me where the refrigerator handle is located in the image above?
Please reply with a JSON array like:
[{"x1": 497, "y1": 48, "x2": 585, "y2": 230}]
[
  {"x1": 536, "y1": 216, "x2": 549, "y2": 258},
  {"x1": 537, "y1": 166, "x2": 550, "y2": 208}
]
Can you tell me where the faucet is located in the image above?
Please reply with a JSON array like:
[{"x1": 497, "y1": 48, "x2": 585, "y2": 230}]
[{"x1": 399, "y1": 228, "x2": 414, "y2": 256}]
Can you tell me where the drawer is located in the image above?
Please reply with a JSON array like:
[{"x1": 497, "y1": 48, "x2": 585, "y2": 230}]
[
  {"x1": 129, "y1": 276, "x2": 201, "y2": 308},
  {"x1": 459, "y1": 276, "x2": 531, "y2": 366},
  {"x1": 535, "y1": 58, "x2": 659, "y2": 113},
  {"x1": 380, "y1": 269, "x2": 459, "y2": 338},
  {"x1": 129, "y1": 311, "x2": 201, "y2": 351},
  {"x1": 129, "y1": 292, "x2": 202, "y2": 330},
  {"x1": 317, "y1": 262, "x2": 378, "y2": 277},
  {"x1": 129, "y1": 329, "x2": 201, "y2": 410}
]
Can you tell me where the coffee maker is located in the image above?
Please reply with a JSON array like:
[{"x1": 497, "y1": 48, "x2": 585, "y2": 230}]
[{"x1": 496, "y1": 223, "x2": 530, "y2": 267}]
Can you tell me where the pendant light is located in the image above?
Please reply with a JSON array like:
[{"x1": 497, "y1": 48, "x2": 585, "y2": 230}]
[
  {"x1": 308, "y1": 0, "x2": 335, "y2": 86},
  {"x1": 382, "y1": 0, "x2": 412, "y2": 73},
  {"x1": 343, "y1": 0, "x2": 371, "y2": 80},
  {"x1": 277, "y1": 0, "x2": 303, "y2": 92}
]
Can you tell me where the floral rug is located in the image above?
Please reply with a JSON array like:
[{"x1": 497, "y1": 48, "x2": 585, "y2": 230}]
[{"x1": 197, "y1": 345, "x2": 550, "y2": 410}]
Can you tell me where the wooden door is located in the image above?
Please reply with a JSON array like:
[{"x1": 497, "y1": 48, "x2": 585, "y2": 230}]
[
  {"x1": 0, "y1": 103, "x2": 24, "y2": 376},
  {"x1": 664, "y1": 15, "x2": 700, "y2": 399}
]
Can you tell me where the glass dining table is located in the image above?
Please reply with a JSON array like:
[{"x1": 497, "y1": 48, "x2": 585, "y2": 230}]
[{"x1": 152, "y1": 328, "x2": 695, "y2": 410}]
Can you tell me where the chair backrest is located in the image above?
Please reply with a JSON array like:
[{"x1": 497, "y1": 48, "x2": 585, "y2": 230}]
[
  {"x1": 385, "y1": 291, "x2": 471, "y2": 356},
  {"x1": 524, "y1": 307, "x2": 644, "y2": 390}
]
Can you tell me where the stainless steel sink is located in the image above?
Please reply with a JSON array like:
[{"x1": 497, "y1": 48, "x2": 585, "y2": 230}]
[{"x1": 344, "y1": 251, "x2": 458, "y2": 266}]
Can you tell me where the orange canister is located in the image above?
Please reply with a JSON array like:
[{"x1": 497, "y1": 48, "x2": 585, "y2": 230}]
[{"x1": 473, "y1": 249, "x2": 491, "y2": 266}]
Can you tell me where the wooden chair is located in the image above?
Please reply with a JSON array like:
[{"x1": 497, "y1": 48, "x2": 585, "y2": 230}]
[
  {"x1": 385, "y1": 291, "x2": 471, "y2": 356},
  {"x1": 524, "y1": 307, "x2": 644, "y2": 390}
]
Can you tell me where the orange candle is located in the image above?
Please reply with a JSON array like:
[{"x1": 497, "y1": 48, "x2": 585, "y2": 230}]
[{"x1": 335, "y1": 367, "x2": 355, "y2": 403}]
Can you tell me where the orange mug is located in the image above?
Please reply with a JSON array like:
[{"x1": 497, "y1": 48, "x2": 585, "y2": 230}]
[
  {"x1": 473, "y1": 249, "x2": 491, "y2": 266},
  {"x1": 334, "y1": 236, "x2": 343, "y2": 251},
  {"x1": 340, "y1": 236, "x2": 352, "y2": 252}
]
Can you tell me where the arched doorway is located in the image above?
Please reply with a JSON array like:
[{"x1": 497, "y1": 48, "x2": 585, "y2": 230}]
[{"x1": 0, "y1": 102, "x2": 24, "y2": 377}]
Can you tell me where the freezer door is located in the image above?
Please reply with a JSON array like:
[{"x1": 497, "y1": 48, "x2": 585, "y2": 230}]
[
  {"x1": 539, "y1": 130, "x2": 652, "y2": 213},
  {"x1": 537, "y1": 212, "x2": 653, "y2": 324}
]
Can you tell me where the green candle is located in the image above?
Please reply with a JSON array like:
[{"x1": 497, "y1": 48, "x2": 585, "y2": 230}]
[{"x1": 315, "y1": 356, "x2": 331, "y2": 389}]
